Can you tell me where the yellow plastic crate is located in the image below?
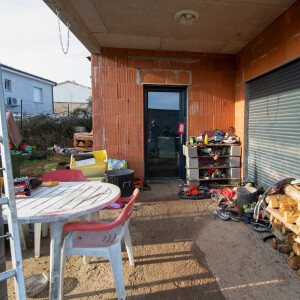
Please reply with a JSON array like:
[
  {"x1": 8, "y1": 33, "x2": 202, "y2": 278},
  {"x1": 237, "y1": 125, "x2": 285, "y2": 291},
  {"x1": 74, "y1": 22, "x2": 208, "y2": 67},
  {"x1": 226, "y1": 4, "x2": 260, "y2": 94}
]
[{"x1": 70, "y1": 150, "x2": 108, "y2": 178}]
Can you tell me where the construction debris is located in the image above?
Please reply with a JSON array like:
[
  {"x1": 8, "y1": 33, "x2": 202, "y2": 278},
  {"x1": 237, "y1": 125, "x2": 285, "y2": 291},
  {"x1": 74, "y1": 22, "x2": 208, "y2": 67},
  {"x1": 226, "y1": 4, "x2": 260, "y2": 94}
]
[
  {"x1": 266, "y1": 181, "x2": 300, "y2": 274},
  {"x1": 73, "y1": 131, "x2": 93, "y2": 153}
]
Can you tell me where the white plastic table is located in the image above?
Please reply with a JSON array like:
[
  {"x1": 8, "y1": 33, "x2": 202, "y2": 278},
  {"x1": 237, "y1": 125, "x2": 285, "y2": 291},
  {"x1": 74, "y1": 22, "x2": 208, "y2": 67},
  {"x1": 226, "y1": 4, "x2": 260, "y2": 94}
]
[{"x1": 2, "y1": 181, "x2": 120, "y2": 300}]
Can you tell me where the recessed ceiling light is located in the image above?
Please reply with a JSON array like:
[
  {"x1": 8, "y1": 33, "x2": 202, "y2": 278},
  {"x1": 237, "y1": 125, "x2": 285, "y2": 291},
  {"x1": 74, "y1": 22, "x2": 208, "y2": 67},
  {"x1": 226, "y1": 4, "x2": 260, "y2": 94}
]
[{"x1": 174, "y1": 9, "x2": 199, "y2": 25}]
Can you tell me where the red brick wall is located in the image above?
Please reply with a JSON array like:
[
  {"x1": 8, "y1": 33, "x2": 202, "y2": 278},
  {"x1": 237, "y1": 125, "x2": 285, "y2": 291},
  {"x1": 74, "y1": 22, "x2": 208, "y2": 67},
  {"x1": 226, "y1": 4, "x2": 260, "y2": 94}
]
[
  {"x1": 92, "y1": 49, "x2": 236, "y2": 179},
  {"x1": 235, "y1": 0, "x2": 300, "y2": 168}
]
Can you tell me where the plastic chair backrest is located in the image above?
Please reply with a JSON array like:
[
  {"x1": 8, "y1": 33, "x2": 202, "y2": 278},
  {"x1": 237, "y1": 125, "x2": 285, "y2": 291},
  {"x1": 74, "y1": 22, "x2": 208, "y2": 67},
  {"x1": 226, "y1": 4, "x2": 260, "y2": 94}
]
[
  {"x1": 114, "y1": 188, "x2": 139, "y2": 225},
  {"x1": 63, "y1": 188, "x2": 139, "y2": 232},
  {"x1": 42, "y1": 169, "x2": 89, "y2": 182}
]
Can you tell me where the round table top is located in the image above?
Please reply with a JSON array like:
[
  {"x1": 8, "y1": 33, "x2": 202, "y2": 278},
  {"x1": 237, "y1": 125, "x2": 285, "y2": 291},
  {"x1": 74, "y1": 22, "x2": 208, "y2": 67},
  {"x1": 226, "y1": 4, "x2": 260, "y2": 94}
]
[{"x1": 2, "y1": 181, "x2": 121, "y2": 223}]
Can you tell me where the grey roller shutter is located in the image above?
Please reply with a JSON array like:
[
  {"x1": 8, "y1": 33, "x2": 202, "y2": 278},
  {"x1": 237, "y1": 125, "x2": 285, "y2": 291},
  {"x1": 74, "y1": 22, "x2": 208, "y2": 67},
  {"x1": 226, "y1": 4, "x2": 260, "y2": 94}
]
[{"x1": 246, "y1": 59, "x2": 300, "y2": 189}]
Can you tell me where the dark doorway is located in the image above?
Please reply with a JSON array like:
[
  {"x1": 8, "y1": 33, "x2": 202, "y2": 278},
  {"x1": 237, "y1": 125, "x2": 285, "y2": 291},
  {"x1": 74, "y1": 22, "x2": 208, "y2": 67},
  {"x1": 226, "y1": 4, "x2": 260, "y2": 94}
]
[{"x1": 144, "y1": 86, "x2": 187, "y2": 179}]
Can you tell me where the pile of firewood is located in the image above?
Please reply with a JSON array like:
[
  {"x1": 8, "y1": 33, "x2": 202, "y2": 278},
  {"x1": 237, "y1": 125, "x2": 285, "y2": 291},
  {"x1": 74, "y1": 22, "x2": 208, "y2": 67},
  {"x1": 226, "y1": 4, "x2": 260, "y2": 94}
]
[
  {"x1": 73, "y1": 131, "x2": 93, "y2": 153},
  {"x1": 266, "y1": 184, "x2": 300, "y2": 275}
]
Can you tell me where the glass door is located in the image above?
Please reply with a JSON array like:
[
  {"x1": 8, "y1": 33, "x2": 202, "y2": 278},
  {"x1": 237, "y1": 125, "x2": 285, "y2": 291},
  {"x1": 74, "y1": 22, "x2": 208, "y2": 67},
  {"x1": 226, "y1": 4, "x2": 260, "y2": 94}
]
[{"x1": 144, "y1": 87, "x2": 186, "y2": 179}]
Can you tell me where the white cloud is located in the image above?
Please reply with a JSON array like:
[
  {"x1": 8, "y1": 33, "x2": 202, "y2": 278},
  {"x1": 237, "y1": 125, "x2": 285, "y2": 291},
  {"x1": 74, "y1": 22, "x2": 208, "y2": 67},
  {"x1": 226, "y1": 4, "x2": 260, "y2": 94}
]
[{"x1": 0, "y1": 0, "x2": 91, "y2": 86}]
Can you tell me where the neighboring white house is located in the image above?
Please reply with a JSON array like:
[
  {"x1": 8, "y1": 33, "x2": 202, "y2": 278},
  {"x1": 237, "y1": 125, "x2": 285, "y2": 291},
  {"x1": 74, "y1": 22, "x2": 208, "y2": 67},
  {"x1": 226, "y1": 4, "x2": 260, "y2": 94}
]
[
  {"x1": 1, "y1": 64, "x2": 56, "y2": 115},
  {"x1": 53, "y1": 80, "x2": 91, "y2": 114}
]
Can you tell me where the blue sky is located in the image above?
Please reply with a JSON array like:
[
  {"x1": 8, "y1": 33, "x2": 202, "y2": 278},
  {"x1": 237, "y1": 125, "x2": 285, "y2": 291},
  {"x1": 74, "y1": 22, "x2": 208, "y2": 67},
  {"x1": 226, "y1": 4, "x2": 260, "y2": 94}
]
[
  {"x1": 148, "y1": 92, "x2": 180, "y2": 110},
  {"x1": 0, "y1": 0, "x2": 91, "y2": 87}
]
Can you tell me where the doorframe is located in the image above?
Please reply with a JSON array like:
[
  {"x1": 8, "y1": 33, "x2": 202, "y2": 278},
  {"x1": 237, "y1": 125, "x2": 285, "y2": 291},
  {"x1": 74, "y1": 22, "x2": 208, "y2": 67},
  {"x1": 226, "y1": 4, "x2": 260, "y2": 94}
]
[{"x1": 143, "y1": 85, "x2": 187, "y2": 180}]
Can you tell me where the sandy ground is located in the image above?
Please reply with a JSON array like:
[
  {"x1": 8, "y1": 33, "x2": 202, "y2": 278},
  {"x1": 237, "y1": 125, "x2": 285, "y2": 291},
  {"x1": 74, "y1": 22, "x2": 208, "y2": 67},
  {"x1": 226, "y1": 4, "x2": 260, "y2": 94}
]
[{"x1": 4, "y1": 181, "x2": 300, "y2": 299}]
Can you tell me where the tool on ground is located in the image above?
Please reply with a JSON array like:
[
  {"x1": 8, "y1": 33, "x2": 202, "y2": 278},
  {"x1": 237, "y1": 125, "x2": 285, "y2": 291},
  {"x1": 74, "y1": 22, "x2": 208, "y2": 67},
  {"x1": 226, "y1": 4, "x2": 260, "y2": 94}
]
[{"x1": 134, "y1": 178, "x2": 151, "y2": 191}]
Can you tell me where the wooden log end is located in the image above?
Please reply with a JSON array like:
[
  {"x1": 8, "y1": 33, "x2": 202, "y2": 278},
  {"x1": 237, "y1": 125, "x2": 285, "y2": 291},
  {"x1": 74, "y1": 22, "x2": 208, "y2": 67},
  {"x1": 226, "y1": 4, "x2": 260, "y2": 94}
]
[
  {"x1": 282, "y1": 226, "x2": 293, "y2": 235},
  {"x1": 278, "y1": 244, "x2": 293, "y2": 254},
  {"x1": 287, "y1": 233, "x2": 297, "y2": 246},
  {"x1": 272, "y1": 238, "x2": 282, "y2": 250},
  {"x1": 289, "y1": 251, "x2": 295, "y2": 259},
  {"x1": 292, "y1": 242, "x2": 300, "y2": 256},
  {"x1": 288, "y1": 256, "x2": 300, "y2": 270},
  {"x1": 284, "y1": 185, "x2": 300, "y2": 203},
  {"x1": 272, "y1": 218, "x2": 283, "y2": 231}
]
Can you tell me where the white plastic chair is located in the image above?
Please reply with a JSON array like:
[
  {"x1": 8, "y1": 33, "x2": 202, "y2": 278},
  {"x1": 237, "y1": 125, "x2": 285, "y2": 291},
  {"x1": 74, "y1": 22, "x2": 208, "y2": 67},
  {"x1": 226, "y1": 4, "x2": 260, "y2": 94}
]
[{"x1": 60, "y1": 188, "x2": 139, "y2": 300}]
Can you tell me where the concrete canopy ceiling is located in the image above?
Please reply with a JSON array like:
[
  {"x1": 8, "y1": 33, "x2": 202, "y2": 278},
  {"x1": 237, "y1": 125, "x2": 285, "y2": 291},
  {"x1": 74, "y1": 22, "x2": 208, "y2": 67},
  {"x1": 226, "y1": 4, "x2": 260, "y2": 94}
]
[{"x1": 44, "y1": 0, "x2": 297, "y2": 54}]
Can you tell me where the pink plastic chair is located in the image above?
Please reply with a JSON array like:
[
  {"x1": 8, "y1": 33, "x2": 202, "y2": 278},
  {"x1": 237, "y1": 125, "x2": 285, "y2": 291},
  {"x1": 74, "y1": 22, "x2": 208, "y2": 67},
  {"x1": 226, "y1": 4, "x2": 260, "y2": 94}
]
[
  {"x1": 41, "y1": 169, "x2": 89, "y2": 182},
  {"x1": 60, "y1": 188, "x2": 139, "y2": 300},
  {"x1": 34, "y1": 170, "x2": 89, "y2": 258}
]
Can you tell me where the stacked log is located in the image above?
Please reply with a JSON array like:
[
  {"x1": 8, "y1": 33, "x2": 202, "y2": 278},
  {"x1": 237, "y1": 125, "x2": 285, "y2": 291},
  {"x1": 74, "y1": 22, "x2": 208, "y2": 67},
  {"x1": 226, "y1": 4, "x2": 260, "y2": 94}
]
[
  {"x1": 266, "y1": 194, "x2": 293, "y2": 207},
  {"x1": 284, "y1": 185, "x2": 300, "y2": 229},
  {"x1": 73, "y1": 131, "x2": 93, "y2": 153},
  {"x1": 266, "y1": 184, "x2": 300, "y2": 274}
]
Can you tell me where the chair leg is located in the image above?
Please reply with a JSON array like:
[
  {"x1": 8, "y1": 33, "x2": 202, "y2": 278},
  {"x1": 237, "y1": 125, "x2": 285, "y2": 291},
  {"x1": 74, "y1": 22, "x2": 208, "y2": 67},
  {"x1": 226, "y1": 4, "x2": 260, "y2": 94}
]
[
  {"x1": 83, "y1": 255, "x2": 91, "y2": 265},
  {"x1": 109, "y1": 243, "x2": 126, "y2": 300},
  {"x1": 34, "y1": 223, "x2": 42, "y2": 258},
  {"x1": 123, "y1": 228, "x2": 134, "y2": 266},
  {"x1": 41, "y1": 223, "x2": 49, "y2": 238},
  {"x1": 80, "y1": 215, "x2": 87, "y2": 263},
  {"x1": 18, "y1": 224, "x2": 26, "y2": 251},
  {"x1": 59, "y1": 241, "x2": 68, "y2": 300},
  {"x1": 82, "y1": 212, "x2": 99, "y2": 265}
]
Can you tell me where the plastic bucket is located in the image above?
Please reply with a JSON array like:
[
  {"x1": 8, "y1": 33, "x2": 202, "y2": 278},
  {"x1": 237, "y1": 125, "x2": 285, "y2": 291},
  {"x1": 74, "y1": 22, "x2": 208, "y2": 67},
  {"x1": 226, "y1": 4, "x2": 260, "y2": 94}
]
[
  {"x1": 105, "y1": 169, "x2": 134, "y2": 197},
  {"x1": 236, "y1": 186, "x2": 257, "y2": 206}
]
